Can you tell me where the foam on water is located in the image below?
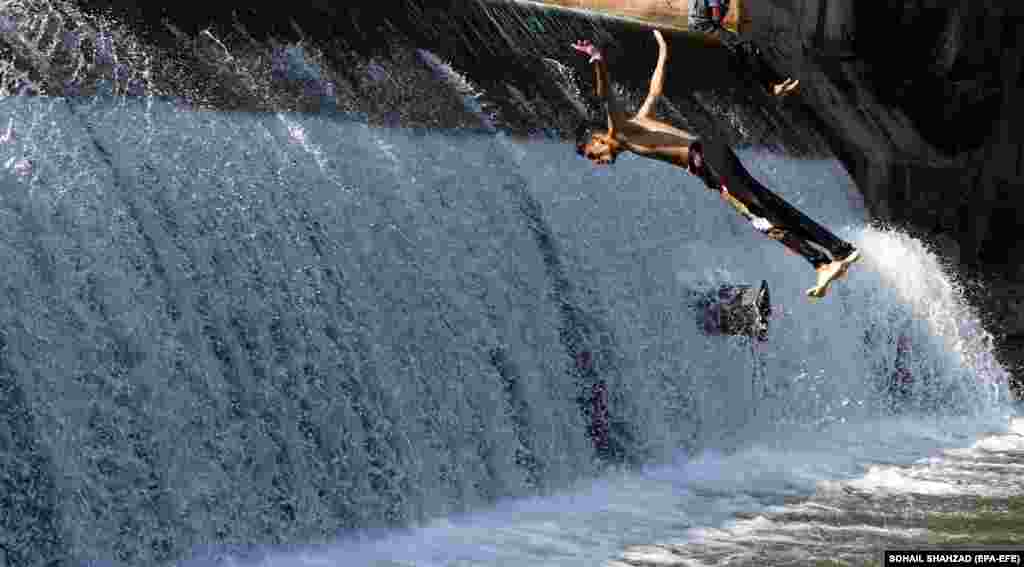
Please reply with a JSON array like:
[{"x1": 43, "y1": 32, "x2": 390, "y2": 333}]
[
  {"x1": 642, "y1": 416, "x2": 1024, "y2": 564},
  {"x1": 222, "y1": 415, "x2": 1014, "y2": 567}
]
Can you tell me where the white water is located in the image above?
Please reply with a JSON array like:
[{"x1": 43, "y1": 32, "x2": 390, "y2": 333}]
[
  {"x1": 255, "y1": 415, "x2": 1016, "y2": 567},
  {"x1": 632, "y1": 416, "x2": 1024, "y2": 567}
]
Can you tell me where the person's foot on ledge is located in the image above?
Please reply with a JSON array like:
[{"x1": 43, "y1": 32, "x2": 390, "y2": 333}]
[{"x1": 770, "y1": 78, "x2": 800, "y2": 97}]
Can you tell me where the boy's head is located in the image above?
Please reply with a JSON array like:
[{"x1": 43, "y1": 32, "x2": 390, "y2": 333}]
[{"x1": 575, "y1": 122, "x2": 621, "y2": 165}]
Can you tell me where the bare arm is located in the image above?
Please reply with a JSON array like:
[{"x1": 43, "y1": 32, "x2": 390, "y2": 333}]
[
  {"x1": 636, "y1": 30, "x2": 667, "y2": 119},
  {"x1": 572, "y1": 40, "x2": 627, "y2": 135},
  {"x1": 593, "y1": 56, "x2": 628, "y2": 134}
]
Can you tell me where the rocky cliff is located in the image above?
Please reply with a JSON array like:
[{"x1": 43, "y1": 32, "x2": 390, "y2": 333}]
[
  {"x1": 2, "y1": 0, "x2": 1020, "y2": 391},
  {"x1": 745, "y1": 0, "x2": 1023, "y2": 388}
]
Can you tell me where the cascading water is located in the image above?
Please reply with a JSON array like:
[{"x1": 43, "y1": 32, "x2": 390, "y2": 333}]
[{"x1": 0, "y1": 3, "x2": 1014, "y2": 566}]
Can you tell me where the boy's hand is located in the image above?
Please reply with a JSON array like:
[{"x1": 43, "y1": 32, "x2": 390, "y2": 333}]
[{"x1": 572, "y1": 39, "x2": 603, "y2": 63}]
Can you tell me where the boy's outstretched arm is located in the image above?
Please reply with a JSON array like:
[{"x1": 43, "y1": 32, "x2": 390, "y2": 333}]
[
  {"x1": 572, "y1": 39, "x2": 627, "y2": 136},
  {"x1": 636, "y1": 30, "x2": 667, "y2": 119}
]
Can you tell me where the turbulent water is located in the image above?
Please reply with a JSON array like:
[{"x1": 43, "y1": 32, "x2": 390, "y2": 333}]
[{"x1": 0, "y1": 4, "x2": 1016, "y2": 565}]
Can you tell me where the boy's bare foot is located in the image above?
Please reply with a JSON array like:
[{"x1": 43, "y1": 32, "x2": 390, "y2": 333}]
[{"x1": 806, "y1": 249, "x2": 861, "y2": 300}]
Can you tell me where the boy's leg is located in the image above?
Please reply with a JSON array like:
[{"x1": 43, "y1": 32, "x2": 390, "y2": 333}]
[
  {"x1": 734, "y1": 41, "x2": 798, "y2": 96},
  {"x1": 691, "y1": 24, "x2": 793, "y2": 95},
  {"x1": 764, "y1": 226, "x2": 833, "y2": 267},
  {"x1": 716, "y1": 149, "x2": 857, "y2": 262},
  {"x1": 741, "y1": 182, "x2": 857, "y2": 261},
  {"x1": 709, "y1": 173, "x2": 832, "y2": 267},
  {"x1": 721, "y1": 188, "x2": 834, "y2": 267},
  {"x1": 741, "y1": 194, "x2": 860, "y2": 298},
  {"x1": 714, "y1": 156, "x2": 860, "y2": 298}
]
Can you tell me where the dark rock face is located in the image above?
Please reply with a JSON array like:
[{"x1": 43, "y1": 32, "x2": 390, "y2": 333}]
[
  {"x1": 745, "y1": 1, "x2": 1023, "y2": 389},
  {"x1": 2, "y1": 0, "x2": 1020, "y2": 389}
]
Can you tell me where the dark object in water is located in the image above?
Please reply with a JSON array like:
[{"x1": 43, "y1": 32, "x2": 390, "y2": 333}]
[{"x1": 693, "y1": 280, "x2": 771, "y2": 341}]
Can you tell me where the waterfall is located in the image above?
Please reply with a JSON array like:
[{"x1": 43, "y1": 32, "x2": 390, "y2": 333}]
[{"x1": 0, "y1": 3, "x2": 1011, "y2": 565}]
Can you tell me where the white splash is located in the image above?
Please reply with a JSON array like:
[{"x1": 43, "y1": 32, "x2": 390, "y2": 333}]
[{"x1": 855, "y1": 227, "x2": 1010, "y2": 409}]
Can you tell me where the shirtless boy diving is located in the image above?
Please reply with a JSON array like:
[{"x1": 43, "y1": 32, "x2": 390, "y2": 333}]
[{"x1": 572, "y1": 30, "x2": 860, "y2": 299}]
